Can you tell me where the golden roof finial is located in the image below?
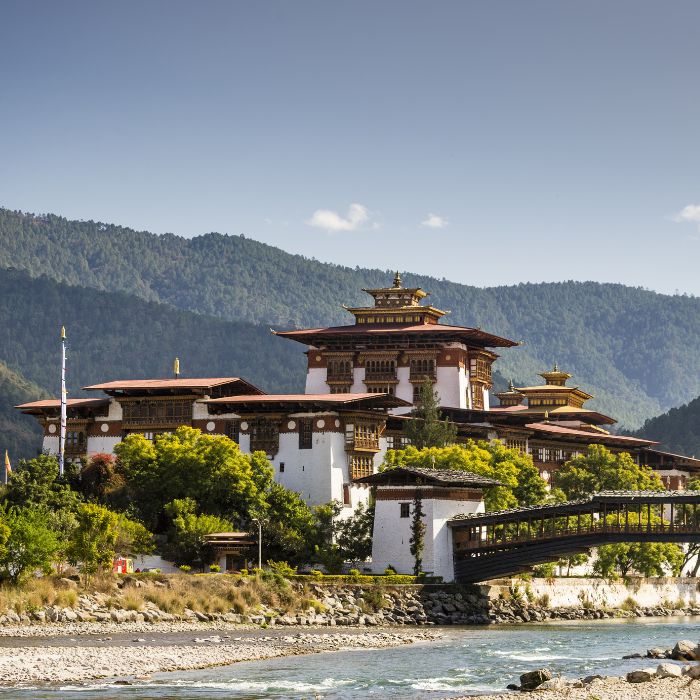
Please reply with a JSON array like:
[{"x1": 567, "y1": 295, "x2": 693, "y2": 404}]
[
  {"x1": 544, "y1": 410, "x2": 549, "y2": 421},
  {"x1": 508, "y1": 378, "x2": 515, "y2": 392},
  {"x1": 393, "y1": 271, "x2": 402, "y2": 288},
  {"x1": 553, "y1": 362, "x2": 559, "y2": 372},
  {"x1": 173, "y1": 357, "x2": 180, "y2": 378},
  {"x1": 60, "y1": 326, "x2": 66, "y2": 340}
]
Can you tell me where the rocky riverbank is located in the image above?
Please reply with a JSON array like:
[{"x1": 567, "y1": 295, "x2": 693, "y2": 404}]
[
  {"x1": 452, "y1": 638, "x2": 700, "y2": 699},
  {"x1": 3, "y1": 576, "x2": 700, "y2": 630},
  {"x1": 0, "y1": 629, "x2": 440, "y2": 684}
]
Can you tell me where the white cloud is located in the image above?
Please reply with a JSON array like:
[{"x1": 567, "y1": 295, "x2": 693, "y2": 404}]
[
  {"x1": 306, "y1": 203, "x2": 370, "y2": 233},
  {"x1": 421, "y1": 213, "x2": 449, "y2": 229},
  {"x1": 673, "y1": 204, "x2": 700, "y2": 228}
]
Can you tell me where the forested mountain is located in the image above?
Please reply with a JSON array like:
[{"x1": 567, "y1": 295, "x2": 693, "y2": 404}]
[
  {"x1": 1, "y1": 208, "x2": 700, "y2": 428},
  {"x1": 0, "y1": 268, "x2": 306, "y2": 459},
  {"x1": 632, "y1": 397, "x2": 700, "y2": 458},
  {"x1": 0, "y1": 361, "x2": 46, "y2": 460}
]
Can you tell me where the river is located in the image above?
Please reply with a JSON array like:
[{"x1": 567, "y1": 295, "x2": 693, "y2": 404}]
[{"x1": 1, "y1": 617, "x2": 698, "y2": 699}]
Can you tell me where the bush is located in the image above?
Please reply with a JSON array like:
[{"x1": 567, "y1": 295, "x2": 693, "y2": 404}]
[
  {"x1": 179, "y1": 565, "x2": 192, "y2": 573},
  {"x1": 621, "y1": 596, "x2": 638, "y2": 611},
  {"x1": 209, "y1": 564, "x2": 221, "y2": 573},
  {"x1": 266, "y1": 560, "x2": 296, "y2": 576}
]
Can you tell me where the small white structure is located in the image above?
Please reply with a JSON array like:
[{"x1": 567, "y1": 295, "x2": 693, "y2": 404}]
[{"x1": 359, "y1": 466, "x2": 500, "y2": 582}]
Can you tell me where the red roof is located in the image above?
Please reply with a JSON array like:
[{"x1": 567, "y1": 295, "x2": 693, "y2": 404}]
[
  {"x1": 84, "y1": 377, "x2": 262, "y2": 392},
  {"x1": 16, "y1": 398, "x2": 109, "y2": 411},
  {"x1": 275, "y1": 324, "x2": 517, "y2": 347},
  {"x1": 206, "y1": 392, "x2": 411, "y2": 407},
  {"x1": 526, "y1": 422, "x2": 656, "y2": 445}
]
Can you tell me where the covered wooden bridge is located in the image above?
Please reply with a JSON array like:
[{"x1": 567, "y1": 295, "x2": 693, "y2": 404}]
[{"x1": 450, "y1": 490, "x2": 700, "y2": 583}]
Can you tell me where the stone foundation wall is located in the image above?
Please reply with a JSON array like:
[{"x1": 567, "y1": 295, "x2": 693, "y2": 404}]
[{"x1": 482, "y1": 577, "x2": 700, "y2": 609}]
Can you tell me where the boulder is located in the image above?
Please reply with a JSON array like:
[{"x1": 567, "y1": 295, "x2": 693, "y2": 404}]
[
  {"x1": 656, "y1": 663, "x2": 682, "y2": 678},
  {"x1": 626, "y1": 669, "x2": 655, "y2": 683},
  {"x1": 672, "y1": 640, "x2": 700, "y2": 661},
  {"x1": 683, "y1": 664, "x2": 700, "y2": 679},
  {"x1": 647, "y1": 647, "x2": 670, "y2": 659},
  {"x1": 519, "y1": 668, "x2": 552, "y2": 690},
  {"x1": 537, "y1": 678, "x2": 569, "y2": 691}
]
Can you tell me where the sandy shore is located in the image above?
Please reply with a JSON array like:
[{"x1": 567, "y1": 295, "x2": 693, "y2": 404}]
[
  {"x1": 453, "y1": 675, "x2": 700, "y2": 699},
  {"x1": 0, "y1": 628, "x2": 440, "y2": 684}
]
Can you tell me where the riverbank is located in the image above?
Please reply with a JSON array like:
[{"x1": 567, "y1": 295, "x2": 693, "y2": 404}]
[
  {"x1": 454, "y1": 675, "x2": 699, "y2": 699},
  {"x1": 2, "y1": 574, "x2": 700, "y2": 631},
  {"x1": 0, "y1": 629, "x2": 440, "y2": 684}
]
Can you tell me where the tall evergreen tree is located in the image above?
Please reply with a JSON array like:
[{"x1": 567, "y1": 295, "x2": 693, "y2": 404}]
[
  {"x1": 404, "y1": 380, "x2": 457, "y2": 449},
  {"x1": 409, "y1": 491, "x2": 426, "y2": 576}
]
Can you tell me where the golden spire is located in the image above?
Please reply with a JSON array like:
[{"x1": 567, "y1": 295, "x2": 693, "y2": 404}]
[
  {"x1": 173, "y1": 357, "x2": 180, "y2": 378},
  {"x1": 393, "y1": 271, "x2": 402, "y2": 288},
  {"x1": 60, "y1": 326, "x2": 66, "y2": 340}
]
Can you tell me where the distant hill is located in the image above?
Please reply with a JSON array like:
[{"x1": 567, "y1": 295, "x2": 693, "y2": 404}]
[
  {"x1": 632, "y1": 397, "x2": 700, "y2": 459},
  {"x1": 0, "y1": 361, "x2": 46, "y2": 460},
  {"x1": 0, "y1": 268, "x2": 306, "y2": 458},
  {"x1": 2, "y1": 208, "x2": 700, "y2": 428}
]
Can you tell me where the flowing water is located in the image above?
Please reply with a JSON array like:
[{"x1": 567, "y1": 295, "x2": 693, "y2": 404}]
[{"x1": 2, "y1": 617, "x2": 698, "y2": 699}]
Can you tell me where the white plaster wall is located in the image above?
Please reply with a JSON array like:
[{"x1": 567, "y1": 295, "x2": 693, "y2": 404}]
[
  {"x1": 485, "y1": 577, "x2": 700, "y2": 609},
  {"x1": 371, "y1": 490, "x2": 484, "y2": 579},
  {"x1": 370, "y1": 490, "x2": 417, "y2": 574},
  {"x1": 305, "y1": 367, "x2": 328, "y2": 394},
  {"x1": 192, "y1": 400, "x2": 211, "y2": 419},
  {"x1": 106, "y1": 401, "x2": 122, "y2": 420},
  {"x1": 458, "y1": 367, "x2": 470, "y2": 410},
  {"x1": 430, "y1": 498, "x2": 484, "y2": 582},
  {"x1": 393, "y1": 366, "x2": 413, "y2": 414},
  {"x1": 131, "y1": 554, "x2": 180, "y2": 574},
  {"x1": 350, "y1": 367, "x2": 365, "y2": 394},
  {"x1": 43, "y1": 435, "x2": 59, "y2": 455},
  {"x1": 436, "y1": 366, "x2": 463, "y2": 408},
  {"x1": 264, "y1": 429, "x2": 346, "y2": 507},
  {"x1": 482, "y1": 385, "x2": 490, "y2": 411},
  {"x1": 87, "y1": 436, "x2": 121, "y2": 455},
  {"x1": 237, "y1": 432, "x2": 251, "y2": 452}
]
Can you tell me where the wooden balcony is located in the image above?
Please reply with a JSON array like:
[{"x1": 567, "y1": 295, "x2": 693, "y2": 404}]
[
  {"x1": 327, "y1": 372, "x2": 353, "y2": 384},
  {"x1": 409, "y1": 370, "x2": 437, "y2": 382},
  {"x1": 345, "y1": 435, "x2": 380, "y2": 452},
  {"x1": 364, "y1": 371, "x2": 398, "y2": 382}
]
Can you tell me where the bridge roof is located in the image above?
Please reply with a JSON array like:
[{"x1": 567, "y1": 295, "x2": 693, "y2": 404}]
[
  {"x1": 449, "y1": 490, "x2": 700, "y2": 526},
  {"x1": 356, "y1": 466, "x2": 502, "y2": 488}
]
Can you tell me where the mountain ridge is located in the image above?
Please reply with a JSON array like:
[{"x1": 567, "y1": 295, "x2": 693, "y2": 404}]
[{"x1": 2, "y1": 208, "x2": 700, "y2": 428}]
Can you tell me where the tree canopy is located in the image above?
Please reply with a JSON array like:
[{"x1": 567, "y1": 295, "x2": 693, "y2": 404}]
[{"x1": 383, "y1": 441, "x2": 548, "y2": 510}]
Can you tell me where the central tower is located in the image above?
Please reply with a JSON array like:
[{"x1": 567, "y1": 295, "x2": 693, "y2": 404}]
[{"x1": 275, "y1": 274, "x2": 517, "y2": 411}]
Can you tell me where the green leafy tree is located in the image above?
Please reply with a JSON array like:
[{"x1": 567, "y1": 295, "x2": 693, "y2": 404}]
[
  {"x1": 115, "y1": 515, "x2": 155, "y2": 558},
  {"x1": 409, "y1": 491, "x2": 426, "y2": 575},
  {"x1": 67, "y1": 503, "x2": 120, "y2": 581},
  {"x1": 383, "y1": 441, "x2": 548, "y2": 510},
  {"x1": 4, "y1": 454, "x2": 82, "y2": 511},
  {"x1": 0, "y1": 506, "x2": 59, "y2": 583},
  {"x1": 555, "y1": 446, "x2": 682, "y2": 577},
  {"x1": 336, "y1": 501, "x2": 375, "y2": 562},
  {"x1": 594, "y1": 541, "x2": 684, "y2": 578},
  {"x1": 114, "y1": 427, "x2": 271, "y2": 528},
  {"x1": 553, "y1": 444, "x2": 662, "y2": 499},
  {"x1": 164, "y1": 498, "x2": 232, "y2": 570},
  {"x1": 404, "y1": 380, "x2": 458, "y2": 449}
]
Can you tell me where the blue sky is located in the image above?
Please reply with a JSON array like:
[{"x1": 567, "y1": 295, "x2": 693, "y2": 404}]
[{"x1": 1, "y1": 1, "x2": 699, "y2": 294}]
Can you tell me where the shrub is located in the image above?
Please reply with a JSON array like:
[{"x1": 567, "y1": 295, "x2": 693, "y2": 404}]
[
  {"x1": 266, "y1": 560, "x2": 296, "y2": 577},
  {"x1": 536, "y1": 593, "x2": 550, "y2": 608},
  {"x1": 209, "y1": 564, "x2": 221, "y2": 573},
  {"x1": 621, "y1": 596, "x2": 638, "y2": 611},
  {"x1": 179, "y1": 565, "x2": 192, "y2": 573}
]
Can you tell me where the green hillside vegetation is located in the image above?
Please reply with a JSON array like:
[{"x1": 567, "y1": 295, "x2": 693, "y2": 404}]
[
  {"x1": 0, "y1": 361, "x2": 46, "y2": 459},
  {"x1": 0, "y1": 269, "x2": 305, "y2": 459},
  {"x1": 632, "y1": 397, "x2": 700, "y2": 458},
  {"x1": 1, "y1": 208, "x2": 699, "y2": 428}
]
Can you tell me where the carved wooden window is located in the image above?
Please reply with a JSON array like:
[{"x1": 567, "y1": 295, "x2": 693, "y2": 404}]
[
  {"x1": 365, "y1": 359, "x2": 396, "y2": 382},
  {"x1": 250, "y1": 419, "x2": 279, "y2": 455},
  {"x1": 327, "y1": 359, "x2": 352, "y2": 382},
  {"x1": 343, "y1": 484, "x2": 351, "y2": 506},
  {"x1": 400, "y1": 503, "x2": 410, "y2": 518},
  {"x1": 504, "y1": 438, "x2": 527, "y2": 454},
  {"x1": 350, "y1": 455, "x2": 374, "y2": 480},
  {"x1": 330, "y1": 385, "x2": 351, "y2": 394},
  {"x1": 225, "y1": 420, "x2": 240, "y2": 444},
  {"x1": 410, "y1": 357, "x2": 436, "y2": 381},
  {"x1": 298, "y1": 418, "x2": 313, "y2": 449},
  {"x1": 122, "y1": 399, "x2": 191, "y2": 425},
  {"x1": 471, "y1": 385, "x2": 484, "y2": 410}
]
